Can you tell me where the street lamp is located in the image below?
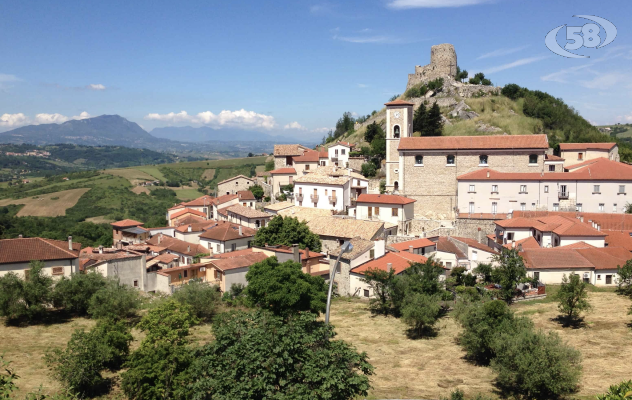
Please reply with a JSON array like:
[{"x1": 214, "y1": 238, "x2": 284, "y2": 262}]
[{"x1": 325, "y1": 240, "x2": 353, "y2": 325}]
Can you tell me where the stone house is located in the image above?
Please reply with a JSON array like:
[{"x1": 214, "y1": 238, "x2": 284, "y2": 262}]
[
  {"x1": 329, "y1": 237, "x2": 385, "y2": 296},
  {"x1": 80, "y1": 247, "x2": 147, "y2": 290},
  {"x1": 273, "y1": 144, "x2": 311, "y2": 169},
  {"x1": 204, "y1": 252, "x2": 270, "y2": 292},
  {"x1": 198, "y1": 221, "x2": 256, "y2": 254},
  {"x1": 221, "y1": 204, "x2": 272, "y2": 229},
  {"x1": 217, "y1": 175, "x2": 255, "y2": 196},
  {"x1": 354, "y1": 194, "x2": 416, "y2": 235},
  {"x1": 559, "y1": 143, "x2": 619, "y2": 167},
  {"x1": 269, "y1": 167, "x2": 296, "y2": 198},
  {"x1": 307, "y1": 216, "x2": 386, "y2": 253},
  {"x1": 111, "y1": 219, "x2": 149, "y2": 245},
  {"x1": 447, "y1": 236, "x2": 497, "y2": 270},
  {"x1": 0, "y1": 237, "x2": 81, "y2": 278},
  {"x1": 544, "y1": 154, "x2": 565, "y2": 173}
]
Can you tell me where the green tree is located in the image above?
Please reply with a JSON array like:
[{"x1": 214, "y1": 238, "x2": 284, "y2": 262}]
[
  {"x1": 455, "y1": 66, "x2": 469, "y2": 82},
  {"x1": 617, "y1": 259, "x2": 632, "y2": 294},
  {"x1": 245, "y1": 257, "x2": 327, "y2": 316},
  {"x1": 501, "y1": 83, "x2": 523, "y2": 100},
  {"x1": 473, "y1": 263, "x2": 493, "y2": 283},
  {"x1": 491, "y1": 328, "x2": 582, "y2": 399},
  {"x1": 379, "y1": 179, "x2": 386, "y2": 194},
  {"x1": 265, "y1": 160, "x2": 275, "y2": 171},
  {"x1": 248, "y1": 184, "x2": 264, "y2": 200},
  {"x1": 172, "y1": 280, "x2": 220, "y2": 322},
  {"x1": 189, "y1": 310, "x2": 374, "y2": 400},
  {"x1": 364, "y1": 121, "x2": 382, "y2": 143},
  {"x1": 361, "y1": 162, "x2": 377, "y2": 178},
  {"x1": 413, "y1": 103, "x2": 427, "y2": 134},
  {"x1": 0, "y1": 261, "x2": 53, "y2": 323},
  {"x1": 401, "y1": 293, "x2": 442, "y2": 338},
  {"x1": 251, "y1": 215, "x2": 321, "y2": 251},
  {"x1": 556, "y1": 273, "x2": 591, "y2": 325},
  {"x1": 491, "y1": 248, "x2": 527, "y2": 304},
  {"x1": 88, "y1": 278, "x2": 141, "y2": 320},
  {"x1": 52, "y1": 272, "x2": 107, "y2": 316},
  {"x1": 370, "y1": 133, "x2": 386, "y2": 163},
  {"x1": 596, "y1": 380, "x2": 632, "y2": 400},
  {"x1": 361, "y1": 267, "x2": 396, "y2": 315},
  {"x1": 422, "y1": 103, "x2": 443, "y2": 137}
]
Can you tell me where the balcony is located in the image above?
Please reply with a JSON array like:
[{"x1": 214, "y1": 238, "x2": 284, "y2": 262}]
[
  {"x1": 296, "y1": 193, "x2": 303, "y2": 202},
  {"x1": 310, "y1": 194, "x2": 319, "y2": 203},
  {"x1": 558, "y1": 191, "x2": 569, "y2": 199},
  {"x1": 329, "y1": 196, "x2": 337, "y2": 204},
  {"x1": 331, "y1": 156, "x2": 338, "y2": 162}
]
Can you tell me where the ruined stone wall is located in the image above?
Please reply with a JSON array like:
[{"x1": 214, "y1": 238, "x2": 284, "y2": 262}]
[
  {"x1": 407, "y1": 44, "x2": 457, "y2": 90},
  {"x1": 368, "y1": 178, "x2": 382, "y2": 194},
  {"x1": 348, "y1": 157, "x2": 365, "y2": 171},
  {"x1": 386, "y1": 235, "x2": 418, "y2": 246},
  {"x1": 454, "y1": 218, "x2": 498, "y2": 242}
]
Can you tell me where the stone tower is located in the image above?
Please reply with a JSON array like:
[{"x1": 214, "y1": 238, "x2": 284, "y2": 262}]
[
  {"x1": 406, "y1": 43, "x2": 457, "y2": 90},
  {"x1": 384, "y1": 99, "x2": 414, "y2": 194}
]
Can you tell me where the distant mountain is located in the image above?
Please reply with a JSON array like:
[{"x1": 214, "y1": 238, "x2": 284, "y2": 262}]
[{"x1": 150, "y1": 126, "x2": 298, "y2": 143}]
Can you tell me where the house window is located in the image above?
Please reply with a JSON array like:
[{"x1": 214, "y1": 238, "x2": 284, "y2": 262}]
[
  {"x1": 576, "y1": 203, "x2": 582, "y2": 212},
  {"x1": 446, "y1": 262, "x2": 452, "y2": 269},
  {"x1": 183, "y1": 270, "x2": 188, "y2": 278},
  {"x1": 599, "y1": 203, "x2": 604, "y2": 212},
  {"x1": 529, "y1": 154, "x2": 538, "y2": 164},
  {"x1": 469, "y1": 202, "x2": 475, "y2": 214},
  {"x1": 363, "y1": 289, "x2": 370, "y2": 298},
  {"x1": 216, "y1": 244, "x2": 220, "y2": 253},
  {"x1": 393, "y1": 125, "x2": 400, "y2": 138},
  {"x1": 532, "y1": 203, "x2": 536, "y2": 210},
  {"x1": 479, "y1": 155, "x2": 488, "y2": 165},
  {"x1": 520, "y1": 202, "x2": 526, "y2": 211},
  {"x1": 341, "y1": 149, "x2": 346, "y2": 155},
  {"x1": 578, "y1": 152, "x2": 583, "y2": 160},
  {"x1": 231, "y1": 243, "x2": 237, "y2": 252},
  {"x1": 370, "y1": 249, "x2": 375, "y2": 259},
  {"x1": 236, "y1": 181, "x2": 239, "y2": 186},
  {"x1": 305, "y1": 164, "x2": 310, "y2": 171},
  {"x1": 594, "y1": 185, "x2": 600, "y2": 193},
  {"x1": 492, "y1": 202, "x2": 497, "y2": 215},
  {"x1": 447, "y1": 155, "x2": 455, "y2": 165},
  {"x1": 606, "y1": 275, "x2": 612, "y2": 284},
  {"x1": 533, "y1": 272, "x2": 540, "y2": 282},
  {"x1": 52, "y1": 267, "x2": 64, "y2": 275},
  {"x1": 374, "y1": 207, "x2": 380, "y2": 216},
  {"x1": 597, "y1": 274, "x2": 601, "y2": 280},
  {"x1": 613, "y1": 203, "x2": 618, "y2": 212},
  {"x1": 549, "y1": 165, "x2": 555, "y2": 172},
  {"x1": 520, "y1": 185, "x2": 527, "y2": 193},
  {"x1": 415, "y1": 155, "x2": 423, "y2": 165},
  {"x1": 394, "y1": 181, "x2": 399, "y2": 192},
  {"x1": 492, "y1": 185, "x2": 498, "y2": 193},
  {"x1": 469, "y1": 184, "x2": 475, "y2": 192},
  {"x1": 392, "y1": 207, "x2": 398, "y2": 217},
  {"x1": 619, "y1": 185, "x2": 626, "y2": 194},
  {"x1": 133, "y1": 280, "x2": 139, "y2": 287},
  {"x1": 338, "y1": 239, "x2": 345, "y2": 245},
  {"x1": 255, "y1": 220, "x2": 261, "y2": 228},
  {"x1": 544, "y1": 185, "x2": 549, "y2": 193},
  {"x1": 248, "y1": 241, "x2": 252, "y2": 248}
]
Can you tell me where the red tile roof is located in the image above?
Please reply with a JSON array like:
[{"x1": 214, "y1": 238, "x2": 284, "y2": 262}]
[
  {"x1": 513, "y1": 210, "x2": 632, "y2": 231},
  {"x1": 436, "y1": 237, "x2": 467, "y2": 259},
  {"x1": 496, "y1": 215, "x2": 605, "y2": 237},
  {"x1": 0, "y1": 237, "x2": 81, "y2": 265},
  {"x1": 293, "y1": 150, "x2": 321, "y2": 162},
  {"x1": 450, "y1": 237, "x2": 496, "y2": 253},
  {"x1": 559, "y1": 143, "x2": 617, "y2": 151},
  {"x1": 212, "y1": 194, "x2": 238, "y2": 205},
  {"x1": 269, "y1": 168, "x2": 296, "y2": 174},
  {"x1": 209, "y1": 252, "x2": 269, "y2": 272},
  {"x1": 169, "y1": 208, "x2": 207, "y2": 220},
  {"x1": 356, "y1": 194, "x2": 416, "y2": 205},
  {"x1": 557, "y1": 241, "x2": 596, "y2": 249},
  {"x1": 503, "y1": 236, "x2": 540, "y2": 250},
  {"x1": 351, "y1": 251, "x2": 429, "y2": 275},
  {"x1": 145, "y1": 235, "x2": 208, "y2": 256},
  {"x1": 399, "y1": 134, "x2": 548, "y2": 151},
  {"x1": 237, "y1": 190, "x2": 256, "y2": 200},
  {"x1": 211, "y1": 248, "x2": 256, "y2": 258},
  {"x1": 390, "y1": 238, "x2": 436, "y2": 251},
  {"x1": 523, "y1": 246, "x2": 631, "y2": 271},
  {"x1": 545, "y1": 154, "x2": 565, "y2": 161},
  {"x1": 182, "y1": 195, "x2": 215, "y2": 207},
  {"x1": 605, "y1": 231, "x2": 632, "y2": 252},
  {"x1": 111, "y1": 219, "x2": 144, "y2": 228},
  {"x1": 174, "y1": 220, "x2": 218, "y2": 233},
  {"x1": 384, "y1": 99, "x2": 415, "y2": 106},
  {"x1": 198, "y1": 221, "x2": 256, "y2": 241}
]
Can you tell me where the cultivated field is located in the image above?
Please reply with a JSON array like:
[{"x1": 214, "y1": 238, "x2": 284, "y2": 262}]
[
  {"x1": 0, "y1": 188, "x2": 90, "y2": 217},
  {"x1": 201, "y1": 168, "x2": 216, "y2": 180},
  {"x1": 130, "y1": 165, "x2": 166, "y2": 181},
  {"x1": 329, "y1": 289, "x2": 632, "y2": 400},
  {"x1": 102, "y1": 168, "x2": 157, "y2": 185}
]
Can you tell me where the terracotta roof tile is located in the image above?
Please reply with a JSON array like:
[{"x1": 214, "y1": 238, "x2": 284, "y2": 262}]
[
  {"x1": 384, "y1": 99, "x2": 415, "y2": 106},
  {"x1": 145, "y1": 235, "x2": 208, "y2": 256},
  {"x1": 357, "y1": 194, "x2": 416, "y2": 205},
  {"x1": 559, "y1": 143, "x2": 617, "y2": 151},
  {"x1": 264, "y1": 201, "x2": 295, "y2": 212},
  {"x1": 182, "y1": 195, "x2": 215, "y2": 207},
  {"x1": 327, "y1": 237, "x2": 374, "y2": 260},
  {"x1": 307, "y1": 217, "x2": 383, "y2": 241},
  {"x1": 399, "y1": 134, "x2": 548, "y2": 151},
  {"x1": 450, "y1": 237, "x2": 496, "y2": 253},
  {"x1": 273, "y1": 144, "x2": 308, "y2": 156},
  {"x1": 210, "y1": 252, "x2": 269, "y2": 271},
  {"x1": 169, "y1": 208, "x2": 207, "y2": 220},
  {"x1": 605, "y1": 231, "x2": 632, "y2": 252},
  {"x1": 391, "y1": 238, "x2": 436, "y2": 251},
  {"x1": 174, "y1": 220, "x2": 218, "y2": 233},
  {"x1": 198, "y1": 221, "x2": 256, "y2": 241},
  {"x1": 293, "y1": 150, "x2": 321, "y2": 162},
  {"x1": 111, "y1": 219, "x2": 144, "y2": 228},
  {"x1": 436, "y1": 237, "x2": 467, "y2": 259},
  {"x1": 212, "y1": 194, "x2": 239, "y2": 205},
  {"x1": 503, "y1": 236, "x2": 540, "y2": 250},
  {"x1": 277, "y1": 206, "x2": 332, "y2": 223},
  {"x1": 237, "y1": 190, "x2": 255, "y2": 201},
  {"x1": 269, "y1": 168, "x2": 296, "y2": 174},
  {"x1": 217, "y1": 175, "x2": 253, "y2": 186},
  {"x1": 352, "y1": 252, "x2": 429, "y2": 275},
  {"x1": 0, "y1": 237, "x2": 81, "y2": 264},
  {"x1": 545, "y1": 154, "x2": 565, "y2": 161},
  {"x1": 226, "y1": 204, "x2": 271, "y2": 219},
  {"x1": 210, "y1": 248, "x2": 255, "y2": 258}
]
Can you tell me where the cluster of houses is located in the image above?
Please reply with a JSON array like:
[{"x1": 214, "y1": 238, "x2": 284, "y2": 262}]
[
  {"x1": 3, "y1": 150, "x2": 51, "y2": 157},
  {"x1": 2, "y1": 128, "x2": 632, "y2": 297}
]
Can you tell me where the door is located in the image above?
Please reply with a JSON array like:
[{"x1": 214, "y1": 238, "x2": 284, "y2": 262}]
[
  {"x1": 606, "y1": 275, "x2": 612, "y2": 284},
  {"x1": 368, "y1": 207, "x2": 372, "y2": 217}
]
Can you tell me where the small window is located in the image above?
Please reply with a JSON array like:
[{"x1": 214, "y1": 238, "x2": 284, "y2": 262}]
[
  {"x1": 393, "y1": 125, "x2": 400, "y2": 138},
  {"x1": 576, "y1": 203, "x2": 583, "y2": 212},
  {"x1": 544, "y1": 185, "x2": 549, "y2": 193},
  {"x1": 597, "y1": 274, "x2": 601, "y2": 280},
  {"x1": 415, "y1": 155, "x2": 423, "y2": 165},
  {"x1": 231, "y1": 243, "x2": 237, "y2": 251},
  {"x1": 533, "y1": 272, "x2": 540, "y2": 281},
  {"x1": 183, "y1": 270, "x2": 188, "y2": 278},
  {"x1": 235, "y1": 181, "x2": 238, "y2": 185},
  {"x1": 479, "y1": 155, "x2": 488, "y2": 165},
  {"x1": 472, "y1": 250, "x2": 478, "y2": 260},
  {"x1": 594, "y1": 185, "x2": 600, "y2": 193},
  {"x1": 549, "y1": 165, "x2": 555, "y2": 172},
  {"x1": 341, "y1": 149, "x2": 346, "y2": 155},
  {"x1": 374, "y1": 207, "x2": 380, "y2": 216},
  {"x1": 532, "y1": 202, "x2": 536, "y2": 210},
  {"x1": 446, "y1": 262, "x2": 452, "y2": 269},
  {"x1": 133, "y1": 280, "x2": 139, "y2": 287},
  {"x1": 599, "y1": 203, "x2": 604, "y2": 212},
  {"x1": 469, "y1": 184, "x2": 475, "y2": 192},
  {"x1": 520, "y1": 202, "x2": 526, "y2": 211},
  {"x1": 447, "y1": 155, "x2": 455, "y2": 165},
  {"x1": 553, "y1": 203, "x2": 559, "y2": 211},
  {"x1": 619, "y1": 185, "x2": 626, "y2": 194},
  {"x1": 520, "y1": 185, "x2": 527, "y2": 193},
  {"x1": 363, "y1": 289, "x2": 370, "y2": 298},
  {"x1": 369, "y1": 249, "x2": 375, "y2": 259},
  {"x1": 469, "y1": 202, "x2": 475, "y2": 214},
  {"x1": 578, "y1": 152, "x2": 583, "y2": 160},
  {"x1": 492, "y1": 185, "x2": 498, "y2": 193},
  {"x1": 392, "y1": 207, "x2": 398, "y2": 217},
  {"x1": 492, "y1": 202, "x2": 497, "y2": 214},
  {"x1": 305, "y1": 164, "x2": 310, "y2": 171},
  {"x1": 529, "y1": 154, "x2": 538, "y2": 164},
  {"x1": 248, "y1": 240, "x2": 252, "y2": 248},
  {"x1": 613, "y1": 203, "x2": 618, "y2": 212},
  {"x1": 52, "y1": 267, "x2": 64, "y2": 276}
]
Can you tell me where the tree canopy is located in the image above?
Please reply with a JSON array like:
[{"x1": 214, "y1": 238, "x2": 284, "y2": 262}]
[{"x1": 252, "y1": 215, "x2": 321, "y2": 252}]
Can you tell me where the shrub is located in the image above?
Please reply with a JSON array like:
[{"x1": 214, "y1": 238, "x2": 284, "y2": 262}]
[
  {"x1": 172, "y1": 280, "x2": 221, "y2": 321},
  {"x1": 252, "y1": 215, "x2": 321, "y2": 252},
  {"x1": 491, "y1": 248, "x2": 528, "y2": 304},
  {"x1": 556, "y1": 273, "x2": 591, "y2": 325},
  {"x1": 617, "y1": 259, "x2": 632, "y2": 295},
  {"x1": 491, "y1": 328, "x2": 582, "y2": 399},
  {"x1": 401, "y1": 293, "x2": 442, "y2": 337},
  {"x1": 222, "y1": 283, "x2": 247, "y2": 306},
  {"x1": 249, "y1": 184, "x2": 264, "y2": 200},
  {"x1": 473, "y1": 263, "x2": 493, "y2": 283},
  {"x1": 136, "y1": 300, "x2": 198, "y2": 345},
  {"x1": 362, "y1": 268, "x2": 396, "y2": 315},
  {"x1": 189, "y1": 310, "x2": 373, "y2": 400},
  {"x1": 379, "y1": 179, "x2": 386, "y2": 194},
  {"x1": 596, "y1": 380, "x2": 632, "y2": 400},
  {"x1": 361, "y1": 162, "x2": 377, "y2": 178},
  {"x1": 88, "y1": 279, "x2": 141, "y2": 320},
  {"x1": 0, "y1": 261, "x2": 53, "y2": 323},
  {"x1": 53, "y1": 272, "x2": 107, "y2": 316}
]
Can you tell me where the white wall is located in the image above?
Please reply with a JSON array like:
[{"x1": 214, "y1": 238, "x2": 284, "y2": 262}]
[
  {"x1": 0, "y1": 258, "x2": 78, "y2": 279},
  {"x1": 294, "y1": 182, "x2": 348, "y2": 211},
  {"x1": 200, "y1": 236, "x2": 253, "y2": 254},
  {"x1": 174, "y1": 231, "x2": 203, "y2": 244},
  {"x1": 557, "y1": 236, "x2": 605, "y2": 248},
  {"x1": 329, "y1": 145, "x2": 351, "y2": 167}
]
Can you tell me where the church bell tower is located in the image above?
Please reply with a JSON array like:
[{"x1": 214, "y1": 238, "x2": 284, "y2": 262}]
[{"x1": 384, "y1": 99, "x2": 414, "y2": 194}]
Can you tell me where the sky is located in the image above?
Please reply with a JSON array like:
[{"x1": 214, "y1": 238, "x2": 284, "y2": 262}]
[{"x1": 1, "y1": 0, "x2": 631, "y2": 141}]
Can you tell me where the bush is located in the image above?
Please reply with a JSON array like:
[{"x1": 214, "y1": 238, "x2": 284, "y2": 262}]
[
  {"x1": 473, "y1": 263, "x2": 493, "y2": 283},
  {"x1": 252, "y1": 215, "x2": 321, "y2": 252},
  {"x1": 556, "y1": 273, "x2": 591, "y2": 325},
  {"x1": 361, "y1": 162, "x2": 377, "y2": 178},
  {"x1": 88, "y1": 279, "x2": 141, "y2": 320},
  {"x1": 246, "y1": 257, "x2": 327, "y2": 316},
  {"x1": 249, "y1": 184, "x2": 264, "y2": 200},
  {"x1": 189, "y1": 310, "x2": 373, "y2": 400},
  {"x1": 172, "y1": 280, "x2": 221, "y2": 321},
  {"x1": 222, "y1": 283, "x2": 246, "y2": 306},
  {"x1": 491, "y1": 248, "x2": 527, "y2": 304},
  {"x1": 53, "y1": 272, "x2": 107, "y2": 316},
  {"x1": 0, "y1": 261, "x2": 53, "y2": 323},
  {"x1": 491, "y1": 328, "x2": 582, "y2": 399},
  {"x1": 616, "y1": 259, "x2": 632, "y2": 295},
  {"x1": 136, "y1": 300, "x2": 198, "y2": 345},
  {"x1": 596, "y1": 380, "x2": 632, "y2": 400},
  {"x1": 401, "y1": 293, "x2": 442, "y2": 337}
]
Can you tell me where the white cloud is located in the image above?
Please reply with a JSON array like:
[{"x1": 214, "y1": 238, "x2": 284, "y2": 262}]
[
  {"x1": 333, "y1": 34, "x2": 405, "y2": 44},
  {"x1": 482, "y1": 56, "x2": 548, "y2": 74},
  {"x1": 387, "y1": 0, "x2": 494, "y2": 9},
  {"x1": 86, "y1": 83, "x2": 106, "y2": 91},
  {"x1": 616, "y1": 113, "x2": 632, "y2": 122},
  {"x1": 311, "y1": 127, "x2": 333, "y2": 133},
  {"x1": 284, "y1": 121, "x2": 307, "y2": 130},
  {"x1": 579, "y1": 72, "x2": 626, "y2": 90},
  {"x1": 477, "y1": 45, "x2": 530, "y2": 60},
  {"x1": 357, "y1": 83, "x2": 369, "y2": 88},
  {"x1": 145, "y1": 109, "x2": 276, "y2": 130},
  {"x1": 0, "y1": 73, "x2": 20, "y2": 83},
  {"x1": 0, "y1": 113, "x2": 29, "y2": 128}
]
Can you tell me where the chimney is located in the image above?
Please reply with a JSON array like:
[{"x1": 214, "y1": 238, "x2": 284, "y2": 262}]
[
  {"x1": 68, "y1": 236, "x2": 73, "y2": 250},
  {"x1": 486, "y1": 171, "x2": 490, "y2": 178},
  {"x1": 292, "y1": 243, "x2": 300, "y2": 263},
  {"x1": 18, "y1": 234, "x2": 23, "y2": 238},
  {"x1": 477, "y1": 227, "x2": 482, "y2": 243},
  {"x1": 517, "y1": 244, "x2": 523, "y2": 252},
  {"x1": 387, "y1": 263, "x2": 392, "y2": 272},
  {"x1": 305, "y1": 247, "x2": 312, "y2": 274},
  {"x1": 187, "y1": 245, "x2": 191, "y2": 253},
  {"x1": 99, "y1": 245, "x2": 103, "y2": 254},
  {"x1": 187, "y1": 225, "x2": 192, "y2": 233},
  {"x1": 409, "y1": 245, "x2": 414, "y2": 254},
  {"x1": 239, "y1": 226, "x2": 243, "y2": 236},
  {"x1": 158, "y1": 233, "x2": 162, "y2": 244}
]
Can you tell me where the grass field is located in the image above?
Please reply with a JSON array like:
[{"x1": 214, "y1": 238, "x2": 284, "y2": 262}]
[
  {"x1": 159, "y1": 156, "x2": 267, "y2": 169},
  {"x1": 130, "y1": 186, "x2": 150, "y2": 195},
  {"x1": 201, "y1": 169, "x2": 216, "y2": 180},
  {"x1": 0, "y1": 188, "x2": 91, "y2": 217},
  {"x1": 130, "y1": 165, "x2": 166, "y2": 181},
  {"x1": 102, "y1": 169, "x2": 157, "y2": 185},
  {"x1": 173, "y1": 188, "x2": 203, "y2": 200},
  {"x1": 329, "y1": 288, "x2": 632, "y2": 400}
]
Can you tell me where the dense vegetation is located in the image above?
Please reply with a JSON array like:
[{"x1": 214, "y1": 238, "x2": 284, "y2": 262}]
[{"x1": 252, "y1": 215, "x2": 322, "y2": 252}]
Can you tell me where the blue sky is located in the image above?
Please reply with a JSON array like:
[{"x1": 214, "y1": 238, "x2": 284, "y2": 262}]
[{"x1": 1, "y1": 0, "x2": 630, "y2": 140}]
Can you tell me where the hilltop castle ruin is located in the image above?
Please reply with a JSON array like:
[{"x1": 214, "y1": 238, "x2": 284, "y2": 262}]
[{"x1": 406, "y1": 43, "x2": 457, "y2": 90}]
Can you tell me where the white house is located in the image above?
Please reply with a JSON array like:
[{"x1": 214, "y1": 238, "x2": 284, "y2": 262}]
[
  {"x1": 198, "y1": 221, "x2": 256, "y2": 254},
  {"x1": 293, "y1": 166, "x2": 368, "y2": 212},
  {"x1": 222, "y1": 204, "x2": 273, "y2": 229},
  {"x1": 328, "y1": 142, "x2": 355, "y2": 167},
  {"x1": 0, "y1": 237, "x2": 80, "y2": 279},
  {"x1": 354, "y1": 194, "x2": 416, "y2": 235}
]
